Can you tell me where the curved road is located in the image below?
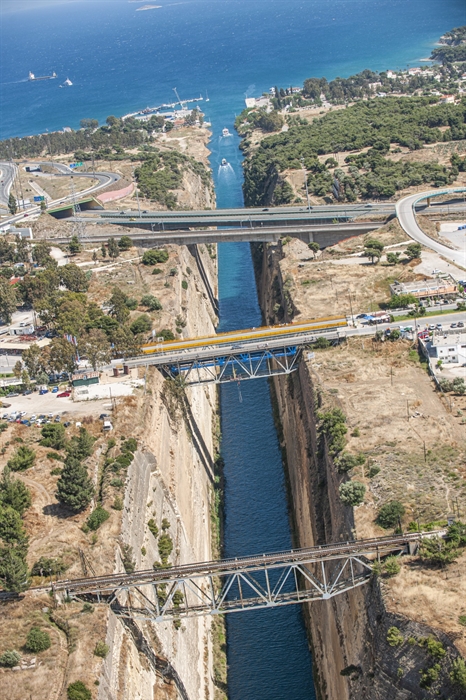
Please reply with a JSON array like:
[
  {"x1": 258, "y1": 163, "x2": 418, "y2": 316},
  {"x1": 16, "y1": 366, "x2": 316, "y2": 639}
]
[
  {"x1": 0, "y1": 160, "x2": 120, "y2": 227},
  {"x1": 396, "y1": 188, "x2": 466, "y2": 268}
]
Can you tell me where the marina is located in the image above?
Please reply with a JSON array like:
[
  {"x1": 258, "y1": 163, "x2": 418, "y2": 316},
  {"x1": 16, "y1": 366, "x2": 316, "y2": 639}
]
[{"x1": 122, "y1": 94, "x2": 204, "y2": 121}]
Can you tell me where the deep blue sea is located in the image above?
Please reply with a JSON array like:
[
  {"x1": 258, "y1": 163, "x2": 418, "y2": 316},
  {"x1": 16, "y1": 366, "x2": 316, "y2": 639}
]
[{"x1": 1, "y1": 1, "x2": 465, "y2": 698}]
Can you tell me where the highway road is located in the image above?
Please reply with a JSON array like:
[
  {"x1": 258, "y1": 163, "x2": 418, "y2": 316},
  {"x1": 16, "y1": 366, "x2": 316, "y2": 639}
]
[
  {"x1": 396, "y1": 188, "x2": 466, "y2": 268},
  {"x1": 0, "y1": 162, "x2": 17, "y2": 207},
  {"x1": 0, "y1": 161, "x2": 120, "y2": 228}
]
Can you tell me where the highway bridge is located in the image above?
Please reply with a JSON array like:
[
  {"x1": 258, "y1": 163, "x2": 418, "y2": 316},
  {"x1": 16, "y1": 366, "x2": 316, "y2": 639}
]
[
  {"x1": 48, "y1": 531, "x2": 440, "y2": 621},
  {"x1": 123, "y1": 316, "x2": 347, "y2": 384}
]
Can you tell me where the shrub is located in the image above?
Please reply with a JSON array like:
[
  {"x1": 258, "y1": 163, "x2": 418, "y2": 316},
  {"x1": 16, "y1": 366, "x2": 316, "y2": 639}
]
[
  {"x1": 421, "y1": 636, "x2": 446, "y2": 659},
  {"x1": 94, "y1": 641, "x2": 109, "y2": 658},
  {"x1": 118, "y1": 236, "x2": 133, "y2": 250},
  {"x1": 313, "y1": 336, "x2": 330, "y2": 349},
  {"x1": 51, "y1": 467, "x2": 62, "y2": 476},
  {"x1": 87, "y1": 506, "x2": 110, "y2": 531},
  {"x1": 25, "y1": 627, "x2": 51, "y2": 652},
  {"x1": 386, "y1": 626, "x2": 404, "y2": 647},
  {"x1": 383, "y1": 556, "x2": 401, "y2": 576},
  {"x1": 419, "y1": 536, "x2": 459, "y2": 567},
  {"x1": 121, "y1": 544, "x2": 135, "y2": 573},
  {"x1": 420, "y1": 663, "x2": 441, "y2": 688},
  {"x1": 142, "y1": 249, "x2": 169, "y2": 265},
  {"x1": 181, "y1": 280, "x2": 188, "y2": 290},
  {"x1": 140, "y1": 294, "x2": 162, "y2": 311},
  {"x1": 130, "y1": 314, "x2": 152, "y2": 335},
  {"x1": 115, "y1": 453, "x2": 133, "y2": 468},
  {"x1": 148, "y1": 518, "x2": 159, "y2": 538},
  {"x1": 81, "y1": 602, "x2": 94, "y2": 614},
  {"x1": 339, "y1": 480, "x2": 365, "y2": 506},
  {"x1": 458, "y1": 615, "x2": 466, "y2": 627},
  {"x1": 67, "y1": 681, "x2": 92, "y2": 700},
  {"x1": 31, "y1": 556, "x2": 67, "y2": 577},
  {"x1": 158, "y1": 533, "x2": 173, "y2": 563},
  {"x1": 125, "y1": 297, "x2": 138, "y2": 310},
  {"x1": 450, "y1": 658, "x2": 466, "y2": 689},
  {"x1": 161, "y1": 517, "x2": 170, "y2": 531},
  {"x1": 152, "y1": 267, "x2": 163, "y2": 275},
  {"x1": 318, "y1": 408, "x2": 347, "y2": 455},
  {"x1": 157, "y1": 328, "x2": 175, "y2": 341},
  {"x1": 0, "y1": 649, "x2": 20, "y2": 667},
  {"x1": 47, "y1": 451, "x2": 62, "y2": 461},
  {"x1": 376, "y1": 501, "x2": 405, "y2": 529},
  {"x1": 7, "y1": 445, "x2": 36, "y2": 472},
  {"x1": 122, "y1": 438, "x2": 137, "y2": 453},
  {"x1": 40, "y1": 423, "x2": 66, "y2": 450},
  {"x1": 112, "y1": 496, "x2": 123, "y2": 511},
  {"x1": 110, "y1": 478, "x2": 123, "y2": 488},
  {"x1": 335, "y1": 452, "x2": 365, "y2": 472}
]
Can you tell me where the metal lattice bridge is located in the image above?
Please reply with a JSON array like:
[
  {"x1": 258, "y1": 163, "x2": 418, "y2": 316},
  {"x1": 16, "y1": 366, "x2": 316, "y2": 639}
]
[
  {"x1": 49, "y1": 533, "x2": 436, "y2": 622},
  {"x1": 123, "y1": 316, "x2": 347, "y2": 385}
]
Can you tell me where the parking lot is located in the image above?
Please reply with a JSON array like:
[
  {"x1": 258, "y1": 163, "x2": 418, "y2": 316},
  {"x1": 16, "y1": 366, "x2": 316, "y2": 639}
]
[{"x1": 1, "y1": 390, "x2": 113, "y2": 420}]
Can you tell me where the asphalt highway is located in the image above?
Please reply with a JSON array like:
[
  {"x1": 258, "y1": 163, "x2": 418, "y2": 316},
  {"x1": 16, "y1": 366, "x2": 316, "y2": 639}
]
[{"x1": 0, "y1": 162, "x2": 18, "y2": 206}]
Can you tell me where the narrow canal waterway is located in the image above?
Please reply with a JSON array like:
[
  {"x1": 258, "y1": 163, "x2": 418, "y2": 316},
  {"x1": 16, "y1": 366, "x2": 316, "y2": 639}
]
[{"x1": 211, "y1": 126, "x2": 316, "y2": 698}]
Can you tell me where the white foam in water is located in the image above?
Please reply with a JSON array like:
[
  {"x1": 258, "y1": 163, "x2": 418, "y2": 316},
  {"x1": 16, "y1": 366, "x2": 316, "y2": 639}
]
[{"x1": 218, "y1": 162, "x2": 235, "y2": 178}]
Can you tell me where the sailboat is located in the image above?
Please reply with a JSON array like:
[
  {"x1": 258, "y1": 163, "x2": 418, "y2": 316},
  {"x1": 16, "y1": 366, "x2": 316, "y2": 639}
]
[{"x1": 205, "y1": 90, "x2": 210, "y2": 102}]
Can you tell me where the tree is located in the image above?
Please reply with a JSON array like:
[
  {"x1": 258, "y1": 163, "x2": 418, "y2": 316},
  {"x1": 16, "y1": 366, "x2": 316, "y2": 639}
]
[
  {"x1": 79, "y1": 118, "x2": 98, "y2": 130},
  {"x1": 140, "y1": 294, "x2": 162, "y2": 311},
  {"x1": 109, "y1": 287, "x2": 130, "y2": 324},
  {"x1": 386, "y1": 252, "x2": 400, "y2": 265},
  {"x1": 0, "y1": 505, "x2": 28, "y2": 546},
  {"x1": 13, "y1": 360, "x2": 22, "y2": 378},
  {"x1": 25, "y1": 627, "x2": 51, "y2": 652},
  {"x1": 32, "y1": 241, "x2": 53, "y2": 267},
  {"x1": 387, "y1": 293, "x2": 417, "y2": 309},
  {"x1": 110, "y1": 325, "x2": 141, "y2": 358},
  {"x1": 118, "y1": 236, "x2": 133, "y2": 250},
  {"x1": 0, "y1": 649, "x2": 21, "y2": 667},
  {"x1": 0, "y1": 278, "x2": 17, "y2": 323},
  {"x1": 67, "y1": 680, "x2": 92, "y2": 700},
  {"x1": 8, "y1": 193, "x2": 17, "y2": 215},
  {"x1": 79, "y1": 329, "x2": 111, "y2": 370},
  {"x1": 40, "y1": 423, "x2": 66, "y2": 450},
  {"x1": 450, "y1": 658, "x2": 466, "y2": 690},
  {"x1": 376, "y1": 500, "x2": 405, "y2": 529},
  {"x1": 101, "y1": 243, "x2": 107, "y2": 258},
  {"x1": 339, "y1": 480, "x2": 366, "y2": 506},
  {"x1": 364, "y1": 243, "x2": 383, "y2": 264},
  {"x1": 56, "y1": 456, "x2": 94, "y2": 512},
  {"x1": 7, "y1": 445, "x2": 36, "y2": 472},
  {"x1": 21, "y1": 369, "x2": 30, "y2": 388},
  {"x1": 0, "y1": 547, "x2": 30, "y2": 592},
  {"x1": 47, "y1": 338, "x2": 77, "y2": 374},
  {"x1": 68, "y1": 236, "x2": 82, "y2": 254},
  {"x1": 59, "y1": 264, "x2": 89, "y2": 292},
  {"x1": 141, "y1": 249, "x2": 169, "y2": 265},
  {"x1": 0, "y1": 467, "x2": 31, "y2": 516},
  {"x1": 405, "y1": 242, "x2": 421, "y2": 260},
  {"x1": 130, "y1": 314, "x2": 152, "y2": 335},
  {"x1": 92, "y1": 250, "x2": 98, "y2": 264},
  {"x1": 308, "y1": 242, "x2": 320, "y2": 258},
  {"x1": 67, "y1": 427, "x2": 95, "y2": 460},
  {"x1": 107, "y1": 238, "x2": 120, "y2": 259},
  {"x1": 106, "y1": 115, "x2": 119, "y2": 127}
]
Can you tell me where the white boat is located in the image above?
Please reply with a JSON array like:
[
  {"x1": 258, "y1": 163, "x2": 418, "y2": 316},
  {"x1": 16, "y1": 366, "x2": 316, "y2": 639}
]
[
  {"x1": 221, "y1": 158, "x2": 228, "y2": 166},
  {"x1": 222, "y1": 127, "x2": 231, "y2": 137},
  {"x1": 64, "y1": 78, "x2": 73, "y2": 86},
  {"x1": 29, "y1": 71, "x2": 57, "y2": 81},
  {"x1": 205, "y1": 90, "x2": 210, "y2": 102}
]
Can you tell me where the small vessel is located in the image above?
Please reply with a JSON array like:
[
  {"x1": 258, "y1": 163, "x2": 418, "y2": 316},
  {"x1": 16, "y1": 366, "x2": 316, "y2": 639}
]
[
  {"x1": 205, "y1": 90, "x2": 210, "y2": 102},
  {"x1": 221, "y1": 158, "x2": 228, "y2": 166},
  {"x1": 29, "y1": 71, "x2": 57, "y2": 81},
  {"x1": 64, "y1": 78, "x2": 73, "y2": 86},
  {"x1": 222, "y1": 127, "x2": 231, "y2": 137}
]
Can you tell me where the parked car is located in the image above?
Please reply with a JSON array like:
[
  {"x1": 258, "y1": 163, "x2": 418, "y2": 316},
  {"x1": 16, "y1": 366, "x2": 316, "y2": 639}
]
[
  {"x1": 22, "y1": 389, "x2": 32, "y2": 396},
  {"x1": 99, "y1": 413, "x2": 109, "y2": 420},
  {"x1": 451, "y1": 323, "x2": 458, "y2": 328},
  {"x1": 428, "y1": 325, "x2": 436, "y2": 331},
  {"x1": 39, "y1": 388, "x2": 48, "y2": 395},
  {"x1": 63, "y1": 421, "x2": 71, "y2": 427},
  {"x1": 57, "y1": 391, "x2": 71, "y2": 398},
  {"x1": 436, "y1": 323, "x2": 442, "y2": 330},
  {"x1": 20, "y1": 419, "x2": 30, "y2": 425},
  {"x1": 51, "y1": 386, "x2": 59, "y2": 393},
  {"x1": 6, "y1": 392, "x2": 19, "y2": 398},
  {"x1": 457, "y1": 321, "x2": 464, "y2": 328},
  {"x1": 30, "y1": 415, "x2": 36, "y2": 422},
  {"x1": 54, "y1": 415, "x2": 61, "y2": 422}
]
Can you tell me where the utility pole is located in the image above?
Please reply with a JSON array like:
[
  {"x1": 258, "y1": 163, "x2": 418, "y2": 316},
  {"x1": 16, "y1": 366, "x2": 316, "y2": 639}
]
[
  {"x1": 301, "y1": 157, "x2": 311, "y2": 212},
  {"x1": 70, "y1": 175, "x2": 87, "y2": 243},
  {"x1": 133, "y1": 167, "x2": 141, "y2": 218}
]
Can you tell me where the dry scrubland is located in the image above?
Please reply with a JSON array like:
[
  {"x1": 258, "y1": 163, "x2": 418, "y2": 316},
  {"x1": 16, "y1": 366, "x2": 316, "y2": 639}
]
[{"x1": 274, "y1": 230, "x2": 466, "y2": 657}]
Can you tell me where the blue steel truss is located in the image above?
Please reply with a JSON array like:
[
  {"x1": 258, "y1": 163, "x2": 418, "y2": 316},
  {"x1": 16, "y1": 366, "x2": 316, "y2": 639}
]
[{"x1": 159, "y1": 345, "x2": 302, "y2": 385}]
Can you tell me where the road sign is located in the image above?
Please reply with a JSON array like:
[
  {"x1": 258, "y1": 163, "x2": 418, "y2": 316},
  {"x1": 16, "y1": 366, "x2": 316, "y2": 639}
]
[
  {"x1": 70, "y1": 162, "x2": 83, "y2": 169},
  {"x1": 33, "y1": 196, "x2": 45, "y2": 202}
]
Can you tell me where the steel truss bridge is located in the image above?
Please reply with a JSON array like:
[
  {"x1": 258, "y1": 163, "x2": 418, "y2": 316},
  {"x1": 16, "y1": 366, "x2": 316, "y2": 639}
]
[
  {"x1": 123, "y1": 317, "x2": 347, "y2": 385},
  {"x1": 50, "y1": 533, "x2": 438, "y2": 622}
]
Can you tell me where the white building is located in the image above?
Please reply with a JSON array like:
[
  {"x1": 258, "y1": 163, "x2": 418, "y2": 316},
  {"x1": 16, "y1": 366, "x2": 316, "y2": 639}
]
[{"x1": 430, "y1": 330, "x2": 466, "y2": 365}]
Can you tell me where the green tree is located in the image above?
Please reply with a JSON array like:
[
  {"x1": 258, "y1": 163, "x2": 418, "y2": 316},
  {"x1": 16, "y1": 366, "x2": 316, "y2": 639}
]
[
  {"x1": 67, "y1": 428, "x2": 95, "y2": 460},
  {"x1": 0, "y1": 278, "x2": 17, "y2": 323},
  {"x1": 21, "y1": 369, "x2": 30, "y2": 388},
  {"x1": 110, "y1": 325, "x2": 141, "y2": 358},
  {"x1": 67, "y1": 681, "x2": 92, "y2": 700},
  {"x1": 376, "y1": 500, "x2": 405, "y2": 529},
  {"x1": 141, "y1": 249, "x2": 169, "y2": 265},
  {"x1": 101, "y1": 243, "x2": 107, "y2": 258},
  {"x1": 25, "y1": 627, "x2": 51, "y2": 652},
  {"x1": 32, "y1": 241, "x2": 53, "y2": 267},
  {"x1": 8, "y1": 193, "x2": 17, "y2": 214},
  {"x1": 107, "y1": 238, "x2": 120, "y2": 259},
  {"x1": 339, "y1": 480, "x2": 366, "y2": 506},
  {"x1": 40, "y1": 423, "x2": 66, "y2": 450},
  {"x1": 7, "y1": 445, "x2": 36, "y2": 472},
  {"x1": 405, "y1": 242, "x2": 422, "y2": 260},
  {"x1": 109, "y1": 287, "x2": 130, "y2": 324},
  {"x1": 0, "y1": 467, "x2": 31, "y2": 516},
  {"x1": 118, "y1": 236, "x2": 133, "y2": 250},
  {"x1": 79, "y1": 329, "x2": 111, "y2": 370},
  {"x1": 56, "y1": 456, "x2": 94, "y2": 512},
  {"x1": 308, "y1": 242, "x2": 320, "y2": 258},
  {"x1": 386, "y1": 252, "x2": 400, "y2": 265},
  {"x1": 387, "y1": 293, "x2": 417, "y2": 309},
  {"x1": 13, "y1": 360, "x2": 22, "y2": 378},
  {"x1": 87, "y1": 506, "x2": 110, "y2": 531},
  {"x1": 47, "y1": 337, "x2": 77, "y2": 374},
  {"x1": 130, "y1": 314, "x2": 152, "y2": 335},
  {"x1": 0, "y1": 505, "x2": 28, "y2": 545},
  {"x1": 79, "y1": 118, "x2": 98, "y2": 130},
  {"x1": 450, "y1": 658, "x2": 466, "y2": 690},
  {"x1": 0, "y1": 547, "x2": 30, "y2": 592},
  {"x1": 140, "y1": 294, "x2": 162, "y2": 311},
  {"x1": 0, "y1": 649, "x2": 20, "y2": 667},
  {"x1": 59, "y1": 263, "x2": 88, "y2": 292}
]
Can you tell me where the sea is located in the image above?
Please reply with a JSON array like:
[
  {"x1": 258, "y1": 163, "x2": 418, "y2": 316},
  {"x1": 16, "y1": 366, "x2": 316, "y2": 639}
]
[{"x1": 1, "y1": 1, "x2": 465, "y2": 698}]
